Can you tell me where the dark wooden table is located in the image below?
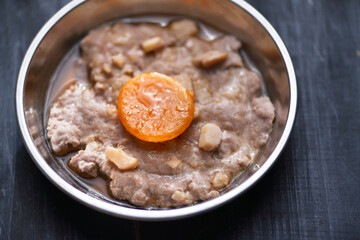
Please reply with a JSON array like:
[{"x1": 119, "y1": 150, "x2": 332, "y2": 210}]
[{"x1": 1, "y1": 0, "x2": 359, "y2": 239}]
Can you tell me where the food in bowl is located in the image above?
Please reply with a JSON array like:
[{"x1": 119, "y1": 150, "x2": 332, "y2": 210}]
[{"x1": 46, "y1": 18, "x2": 275, "y2": 208}]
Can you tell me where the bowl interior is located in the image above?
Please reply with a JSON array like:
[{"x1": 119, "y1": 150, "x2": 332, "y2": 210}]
[{"x1": 19, "y1": 0, "x2": 294, "y2": 220}]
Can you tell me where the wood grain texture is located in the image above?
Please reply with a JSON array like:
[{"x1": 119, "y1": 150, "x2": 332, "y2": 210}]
[{"x1": 0, "y1": 0, "x2": 359, "y2": 239}]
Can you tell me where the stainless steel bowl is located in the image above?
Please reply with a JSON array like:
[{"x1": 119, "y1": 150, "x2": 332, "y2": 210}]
[{"x1": 16, "y1": 0, "x2": 297, "y2": 220}]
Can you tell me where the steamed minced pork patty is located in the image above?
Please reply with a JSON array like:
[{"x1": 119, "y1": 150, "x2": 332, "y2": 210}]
[{"x1": 47, "y1": 19, "x2": 275, "y2": 207}]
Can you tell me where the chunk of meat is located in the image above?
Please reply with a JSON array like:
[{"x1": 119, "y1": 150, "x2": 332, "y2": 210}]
[
  {"x1": 147, "y1": 177, "x2": 191, "y2": 207},
  {"x1": 252, "y1": 97, "x2": 275, "y2": 119},
  {"x1": 170, "y1": 19, "x2": 199, "y2": 41},
  {"x1": 110, "y1": 171, "x2": 151, "y2": 206},
  {"x1": 222, "y1": 52, "x2": 243, "y2": 68},
  {"x1": 69, "y1": 142, "x2": 105, "y2": 177},
  {"x1": 47, "y1": 121, "x2": 81, "y2": 155},
  {"x1": 249, "y1": 97, "x2": 275, "y2": 147},
  {"x1": 199, "y1": 123, "x2": 223, "y2": 151},
  {"x1": 212, "y1": 35, "x2": 242, "y2": 52},
  {"x1": 47, "y1": 84, "x2": 127, "y2": 155},
  {"x1": 185, "y1": 37, "x2": 212, "y2": 55}
]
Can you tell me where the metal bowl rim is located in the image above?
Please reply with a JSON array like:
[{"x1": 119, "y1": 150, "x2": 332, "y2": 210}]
[{"x1": 15, "y1": 0, "x2": 297, "y2": 221}]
